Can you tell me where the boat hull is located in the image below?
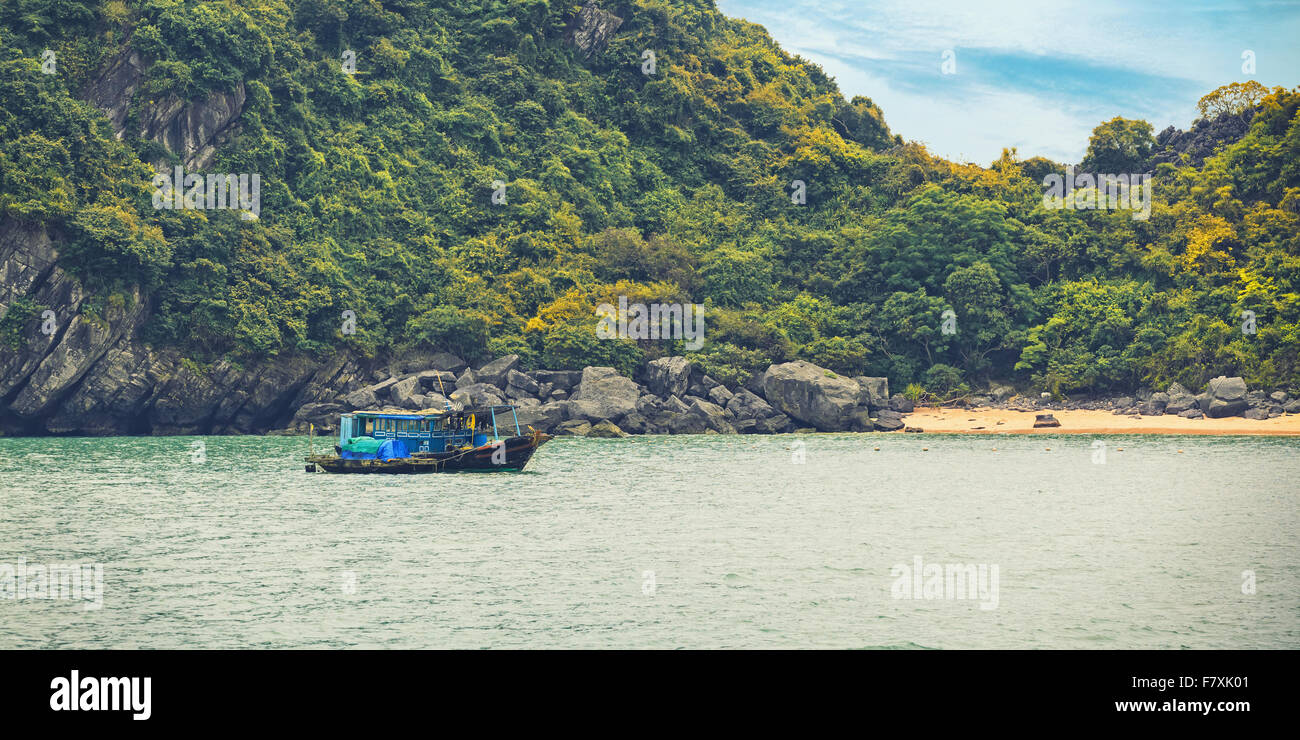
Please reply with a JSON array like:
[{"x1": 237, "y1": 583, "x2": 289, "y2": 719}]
[{"x1": 306, "y1": 431, "x2": 551, "y2": 473}]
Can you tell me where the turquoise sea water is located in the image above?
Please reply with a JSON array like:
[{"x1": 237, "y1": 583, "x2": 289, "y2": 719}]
[{"x1": 0, "y1": 433, "x2": 1295, "y2": 649}]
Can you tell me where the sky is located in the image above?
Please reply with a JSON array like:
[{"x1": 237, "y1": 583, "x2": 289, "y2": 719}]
[{"x1": 717, "y1": 0, "x2": 1300, "y2": 164}]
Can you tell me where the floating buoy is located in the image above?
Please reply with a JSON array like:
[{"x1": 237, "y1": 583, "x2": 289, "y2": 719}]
[
  {"x1": 873, "y1": 446, "x2": 880, "y2": 451},
  {"x1": 922, "y1": 447, "x2": 929, "y2": 451},
  {"x1": 1045, "y1": 447, "x2": 1051, "y2": 451},
  {"x1": 1177, "y1": 449, "x2": 1183, "y2": 454}
]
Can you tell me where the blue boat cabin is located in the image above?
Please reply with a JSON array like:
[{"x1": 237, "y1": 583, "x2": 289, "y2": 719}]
[{"x1": 338, "y1": 407, "x2": 524, "y2": 455}]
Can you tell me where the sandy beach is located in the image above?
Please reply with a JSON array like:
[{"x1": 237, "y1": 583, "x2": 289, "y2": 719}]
[{"x1": 903, "y1": 407, "x2": 1300, "y2": 436}]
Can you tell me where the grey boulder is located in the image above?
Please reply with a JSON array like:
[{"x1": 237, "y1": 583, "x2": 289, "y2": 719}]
[
  {"x1": 761, "y1": 361, "x2": 862, "y2": 432},
  {"x1": 854, "y1": 376, "x2": 890, "y2": 409},
  {"x1": 644, "y1": 356, "x2": 692, "y2": 398},
  {"x1": 475, "y1": 355, "x2": 521, "y2": 389},
  {"x1": 569, "y1": 366, "x2": 640, "y2": 420}
]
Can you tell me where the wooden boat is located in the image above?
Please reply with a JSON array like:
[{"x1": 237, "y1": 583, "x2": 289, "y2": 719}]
[{"x1": 304, "y1": 406, "x2": 551, "y2": 473}]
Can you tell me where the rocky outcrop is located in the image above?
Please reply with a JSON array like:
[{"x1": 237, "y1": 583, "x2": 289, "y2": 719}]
[
  {"x1": 82, "y1": 48, "x2": 148, "y2": 138},
  {"x1": 566, "y1": 2, "x2": 623, "y2": 59},
  {"x1": 1, "y1": 221, "x2": 148, "y2": 426},
  {"x1": 137, "y1": 85, "x2": 246, "y2": 170},
  {"x1": 761, "y1": 361, "x2": 861, "y2": 432},
  {"x1": 83, "y1": 48, "x2": 246, "y2": 170}
]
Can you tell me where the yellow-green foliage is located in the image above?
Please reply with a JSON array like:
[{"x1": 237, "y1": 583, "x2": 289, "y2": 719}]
[{"x1": 0, "y1": 2, "x2": 1296, "y2": 392}]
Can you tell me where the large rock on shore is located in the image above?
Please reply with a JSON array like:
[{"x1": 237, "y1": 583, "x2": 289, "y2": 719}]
[
  {"x1": 389, "y1": 375, "x2": 423, "y2": 407},
  {"x1": 686, "y1": 397, "x2": 736, "y2": 434},
  {"x1": 449, "y1": 383, "x2": 505, "y2": 408},
  {"x1": 587, "y1": 419, "x2": 628, "y2": 438},
  {"x1": 1204, "y1": 375, "x2": 1248, "y2": 418},
  {"x1": 533, "y1": 370, "x2": 581, "y2": 390},
  {"x1": 873, "y1": 409, "x2": 905, "y2": 431},
  {"x1": 569, "y1": 366, "x2": 639, "y2": 420},
  {"x1": 888, "y1": 394, "x2": 914, "y2": 413},
  {"x1": 644, "y1": 356, "x2": 692, "y2": 398},
  {"x1": 427, "y1": 352, "x2": 467, "y2": 374},
  {"x1": 853, "y1": 377, "x2": 890, "y2": 410},
  {"x1": 475, "y1": 355, "x2": 520, "y2": 389},
  {"x1": 1164, "y1": 392, "x2": 1197, "y2": 415},
  {"x1": 725, "y1": 389, "x2": 775, "y2": 420},
  {"x1": 761, "y1": 361, "x2": 862, "y2": 432},
  {"x1": 514, "y1": 402, "x2": 566, "y2": 433},
  {"x1": 1033, "y1": 413, "x2": 1060, "y2": 428}
]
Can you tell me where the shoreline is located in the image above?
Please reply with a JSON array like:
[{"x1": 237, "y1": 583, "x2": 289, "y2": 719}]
[{"x1": 902, "y1": 407, "x2": 1300, "y2": 436}]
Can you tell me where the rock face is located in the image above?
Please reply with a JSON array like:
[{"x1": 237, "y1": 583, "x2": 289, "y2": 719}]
[
  {"x1": 514, "y1": 402, "x2": 566, "y2": 433},
  {"x1": 138, "y1": 85, "x2": 246, "y2": 170},
  {"x1": 389, "y1": 376, "x2": 422, "y2": 407},
  {"x1": 81, "y1": 49, "x2": 147, "y2": 138},
  {"x1": 534, "y1": 370, "x2": 580, "y2": 390},
  {"x1": 761, "y1": 361, "x2": 861, "y2": 432},
  {"x1": 565, "y1": 2, "x2": 624, "y2": 59},
  {"x1": 84, "y1": 48, "x2": 245, "y2": 170},
  {"x1": 1137, "y1": 392, "x2": 1169, "y2": 416}
]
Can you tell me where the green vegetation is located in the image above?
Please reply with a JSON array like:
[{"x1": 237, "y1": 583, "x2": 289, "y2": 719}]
[
  {"x1": 0, "y1": 296, "x2": 45, "y2": 349},
  {"x1": 1, "y1": 0, "x2": 1297, "y2": 397}
]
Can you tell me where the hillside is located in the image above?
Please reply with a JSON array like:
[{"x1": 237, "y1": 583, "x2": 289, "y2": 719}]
[{"x1": 0, "y1": 0, "x2": 1297, "y2": 435}]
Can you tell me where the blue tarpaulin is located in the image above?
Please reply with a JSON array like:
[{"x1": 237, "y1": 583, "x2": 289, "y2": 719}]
[{"x1": 377, "y1": 439, "x2": 410, "y2": 460}]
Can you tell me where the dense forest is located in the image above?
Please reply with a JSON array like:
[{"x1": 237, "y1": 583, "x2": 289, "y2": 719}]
[{"x1": 1, "y1": 0, "x2": 1297, "y2": 399}]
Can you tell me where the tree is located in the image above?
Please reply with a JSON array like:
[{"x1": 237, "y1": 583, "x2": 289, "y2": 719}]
[
  {"x1": 1080, "y1": 117, "x2": 1155, "y2": 173},
  {"x1": 1197, "y1": 81, "x2": 1271, "y2": 120}
]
